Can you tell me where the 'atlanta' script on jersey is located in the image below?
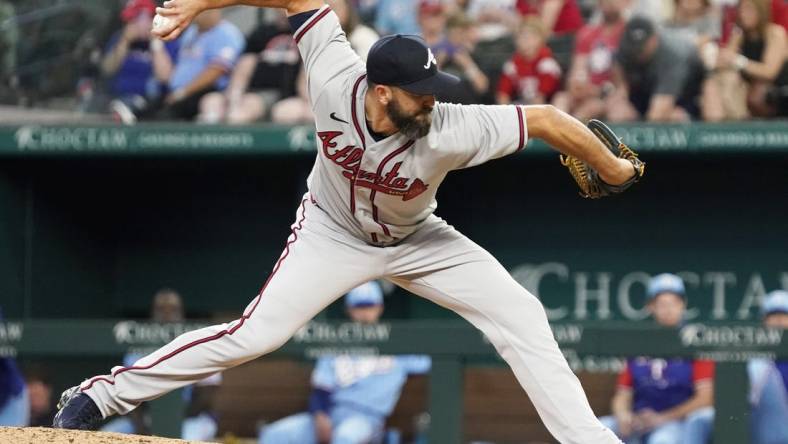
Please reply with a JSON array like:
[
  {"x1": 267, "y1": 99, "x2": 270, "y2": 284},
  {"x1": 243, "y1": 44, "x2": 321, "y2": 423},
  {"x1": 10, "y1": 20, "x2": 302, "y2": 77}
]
[{"x1": 318, "y1": 130, "x2": 429, "y2": 201}]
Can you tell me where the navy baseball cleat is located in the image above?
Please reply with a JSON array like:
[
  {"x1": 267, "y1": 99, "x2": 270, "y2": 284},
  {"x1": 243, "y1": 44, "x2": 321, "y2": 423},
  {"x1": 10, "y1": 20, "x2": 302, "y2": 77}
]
[{"x1": 52, "y1": 386, "x2": 102, "y2": 430}]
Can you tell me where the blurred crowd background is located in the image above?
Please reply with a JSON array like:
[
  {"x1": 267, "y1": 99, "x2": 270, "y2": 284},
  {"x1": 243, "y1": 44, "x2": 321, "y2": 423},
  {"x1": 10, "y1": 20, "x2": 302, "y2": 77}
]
[{"x1": 0, "y1": 0, "x2": 786, "y2": 125}]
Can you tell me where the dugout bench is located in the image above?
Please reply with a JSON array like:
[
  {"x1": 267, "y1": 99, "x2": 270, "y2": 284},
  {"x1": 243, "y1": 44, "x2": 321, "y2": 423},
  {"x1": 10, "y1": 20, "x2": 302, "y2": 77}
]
[{"x1": 1, "y1": 320, "x2": 785, "y2": 443}]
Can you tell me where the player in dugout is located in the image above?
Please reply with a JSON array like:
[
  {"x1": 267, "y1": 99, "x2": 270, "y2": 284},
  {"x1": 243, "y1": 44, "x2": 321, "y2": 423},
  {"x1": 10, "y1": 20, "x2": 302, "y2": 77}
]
[
  {"x1": 600, "y1": 273, "x2": 715, "y2": 444},
  {"x1": 53, "y1": 0, "x2": 645, "y2": 443},
  {"x1": 259, "y1": 281, "x2": 430, "y2": 444},
  {"x1": 748, "y1": 289, "x2": 788, "y2": 444}
]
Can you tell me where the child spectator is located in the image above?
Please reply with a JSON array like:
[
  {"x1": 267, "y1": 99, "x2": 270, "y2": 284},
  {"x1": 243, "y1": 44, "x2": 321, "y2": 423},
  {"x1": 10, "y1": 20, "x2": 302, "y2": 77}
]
[
  {"x1": 702, "y1": 0, "x2": 788, "y2": 120},
  {"x1": 433, "y1": 12, "x2": 490, "y2": 104},
  {"x1": 497, "y1": 17, "x2": 562, "y2": 105},
  {"x1": 151, "y1": 10, "x2": 244, "y2": 120},
  {"x1": 197, "y1": 13, "x2": 300, "y2": 124},
  {"x1": 552, "y1": 0, "x2": 626, "y2": 120}
]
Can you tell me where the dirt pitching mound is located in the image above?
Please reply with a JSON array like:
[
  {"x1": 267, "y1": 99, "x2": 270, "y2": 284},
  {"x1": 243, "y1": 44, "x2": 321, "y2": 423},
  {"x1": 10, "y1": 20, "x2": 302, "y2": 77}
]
[{"x1": 0, "y1": 427, "x2": 208, "y2": 444}]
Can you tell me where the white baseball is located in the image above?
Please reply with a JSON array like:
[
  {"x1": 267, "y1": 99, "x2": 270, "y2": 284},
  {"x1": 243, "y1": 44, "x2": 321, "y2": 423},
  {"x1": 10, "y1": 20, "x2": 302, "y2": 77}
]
[{"x1": 152, "y1": 14, "x2": 173, "y2": 31}]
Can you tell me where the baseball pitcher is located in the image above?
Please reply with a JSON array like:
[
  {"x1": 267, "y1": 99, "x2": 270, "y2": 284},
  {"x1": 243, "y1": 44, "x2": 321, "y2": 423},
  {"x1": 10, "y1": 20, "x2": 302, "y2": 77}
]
[{"x1": 54, "y1": 1, "x2": 645, "y2": 443}]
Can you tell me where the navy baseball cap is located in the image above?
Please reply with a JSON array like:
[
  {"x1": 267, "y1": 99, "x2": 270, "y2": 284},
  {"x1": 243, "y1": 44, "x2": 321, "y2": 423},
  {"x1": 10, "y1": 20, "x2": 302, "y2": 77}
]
[
  {"x1": 617, "y1": 16, "x2": 656, "y2": 63},
  {"x1": 647, "y1": 273, "x2": 686, "y2": 300},
  {"x1": 345, "y1": 282, "x2": 384, "y2": 308},
  {"x1": 762, "y1": 290, "x2": 788, "y2": 317},
  {"x1": 366, "y1": 34, "x2": 460, "y2": 95}
]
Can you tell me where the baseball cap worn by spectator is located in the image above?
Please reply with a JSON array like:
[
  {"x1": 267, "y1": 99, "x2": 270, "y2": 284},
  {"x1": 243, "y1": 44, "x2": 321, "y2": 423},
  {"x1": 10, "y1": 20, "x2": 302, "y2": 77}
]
[
  {"x1": 419, "y1": 0, "x2": 444, "y2": 16},
  {"x1": 647, "y1": 273, "x2": 686, "y2": 300},
  {"x1": 618, "y1": 16, "x2": 656, "y2": 64},
  {"x1": 762, "y1": 290, "x2": 788, "y2": 316},
  {"x1": 345, "y1": 282, "x2": 384, "y2": 308},
  {"x1": 121, "y1": 0, "x2": 156, "y2": 22},
  {"x1": 366, "y1": 34, "x2": 460, "y2": 95}
]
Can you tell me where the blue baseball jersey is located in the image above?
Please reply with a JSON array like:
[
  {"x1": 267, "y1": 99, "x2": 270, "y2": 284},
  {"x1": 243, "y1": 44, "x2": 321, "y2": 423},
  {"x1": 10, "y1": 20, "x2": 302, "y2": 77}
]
[
  {"x1": 103, "y1": 34, "x2": 179, "y2": 97},
  {"x1": 618, "y1": 358, "x2": 714, "y2": 412},
  {"x1": 169, "y1": 20, "x2": 245, "y2": 91},
  {"x1": 311, "y1": 355, "x2": 431, "y2": 418}
]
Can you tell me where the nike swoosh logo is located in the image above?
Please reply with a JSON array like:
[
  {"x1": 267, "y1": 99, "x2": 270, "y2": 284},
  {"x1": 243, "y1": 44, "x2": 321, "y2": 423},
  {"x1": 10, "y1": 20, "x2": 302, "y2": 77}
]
[{"x1": 330, "y1": 112, "x2": 349, "y2": 124}]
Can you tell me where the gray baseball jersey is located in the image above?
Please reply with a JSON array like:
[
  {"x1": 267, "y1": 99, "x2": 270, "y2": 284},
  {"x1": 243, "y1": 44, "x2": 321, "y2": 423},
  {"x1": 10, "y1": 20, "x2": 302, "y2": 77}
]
[
  {"x1": 296, "y1": 5, "x2": 527, "y2": 245},
  {"x1": 76, "y1": 5, "x2": 622, "y2": 443}
]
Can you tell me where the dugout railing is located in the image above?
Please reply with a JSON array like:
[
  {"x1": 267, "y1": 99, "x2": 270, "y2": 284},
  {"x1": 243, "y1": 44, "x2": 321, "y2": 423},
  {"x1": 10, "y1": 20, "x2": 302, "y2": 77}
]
[{"x1": 1, "y1": 320, "x2": 786, "y2": 443}]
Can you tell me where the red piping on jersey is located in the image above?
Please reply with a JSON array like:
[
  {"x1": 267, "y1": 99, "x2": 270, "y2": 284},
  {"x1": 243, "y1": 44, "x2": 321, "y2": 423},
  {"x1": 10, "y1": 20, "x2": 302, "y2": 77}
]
[
  {"x1": 370, "y1": 140, "x2": 415, "y2": 237},
  {"x1": 349, "y1": 74, "x2": 368, "y2": 215},
  {"x1": 516, "y1": 106, "x2": 526, "y2": 152},
  {"x1": 294, "y1": 7, "x2": 331, "y2": 44},
  {"x1": 81, "y1": 198, "x2": 310, "y2": 392}
]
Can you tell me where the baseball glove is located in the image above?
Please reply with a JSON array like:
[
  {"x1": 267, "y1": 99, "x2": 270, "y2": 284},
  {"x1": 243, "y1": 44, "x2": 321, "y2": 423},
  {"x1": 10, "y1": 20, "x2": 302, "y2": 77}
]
[{"x1": 560, "y1": 119, "x2": 646, "y2": 199}]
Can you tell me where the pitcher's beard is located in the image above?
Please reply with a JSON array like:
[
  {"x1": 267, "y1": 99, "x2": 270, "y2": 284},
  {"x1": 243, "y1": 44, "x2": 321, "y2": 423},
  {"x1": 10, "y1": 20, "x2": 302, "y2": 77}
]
[{"x1": 387, "y1": 99, "x2": 433, "y2": 139}]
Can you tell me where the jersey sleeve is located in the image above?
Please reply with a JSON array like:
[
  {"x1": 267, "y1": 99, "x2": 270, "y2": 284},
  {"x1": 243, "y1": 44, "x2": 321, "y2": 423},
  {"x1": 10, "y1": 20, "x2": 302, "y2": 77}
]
[
  {"x1": 433, "y1": 103, "x2": 528, "y2": 169},
  {"x1": 204, "y1": 25, "x2": 245, "y2": 72},
  {"x1": 290, "y1": 5, "x2": 364, "y2": 104},
  {"x1": 692, "y1": 360, "x2": 715, "y2": 384}
]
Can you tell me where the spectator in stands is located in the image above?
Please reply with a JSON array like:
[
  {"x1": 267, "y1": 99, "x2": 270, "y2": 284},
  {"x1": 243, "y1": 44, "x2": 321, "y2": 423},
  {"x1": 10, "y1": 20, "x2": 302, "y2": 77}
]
[
  {"x1": 259, "y1": 282, "x2": 431, "y2": 444},
  {"x1": 609, "y1": 16, "x2": 705, "y2": 121},
  {"x1": 101, "y1": 289, "x2": 222, "y2": 441},
  {"x1": 26, "y1": 373, "x2": 56, "y2": 427},
  {"x1": 721, "y1": 0, "x2": 788, "y2": 44},
  {"x1": 432, "y1": 12, "x2": 490, "y2": 104},
  {"x1": 515, "y1": 0, "x2": 585, "y2": 36},
  {"x1": 420, "y1": 0, "x2": 448, "y2": 48},
  {"x1": 702, "y1": 0, "x2": 788, "y2": 120},
  {"x1": 464, "y1": 0, "x2": 521, "y2": 103},
  {"x1": 269, "y1": 0, "x2": 379, "y2": 123},
  {"x1": 748, "y1": 290, "x2": 788, "y2": 444},
  {"x1": 665, "y1": 0, "x2": 721, "y2": 45},
  {"x1": 600, "y1": 274, "x2": 715, "y2": 444},
  {"x1": 497, "y1": 16, "x2": 562, "y2": 105},
  {"x1": 102, "y1": 0, "x2": 179, "y2": 124},
  {"x1": 552, "y1": 0, "x2": 626, "y2": 120},
  {"x1": 329, "y1": 0, "x2": 379, "y2": 59},
  {"x1": 0, "y1": 308, "x2": 28, "y2": 427},
  {"x1": 151, "y1": 9, "x2": 244, "y2": 120},
  {"x1": 197, "y1": 12, "x2": 300, "y2": 124},
  {"x1": 374, "y1": 0, "x2": 421, "y2": 35}
]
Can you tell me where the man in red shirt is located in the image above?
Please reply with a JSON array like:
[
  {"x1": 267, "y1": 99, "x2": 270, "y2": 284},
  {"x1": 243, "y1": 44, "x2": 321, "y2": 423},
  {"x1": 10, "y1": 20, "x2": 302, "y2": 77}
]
[
  {"x1": 497, "y1": 16, "x2": 562, "y2": 105},
  {"x1": 552, "y1": 0, "x2": 626, "y2": 120}
]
